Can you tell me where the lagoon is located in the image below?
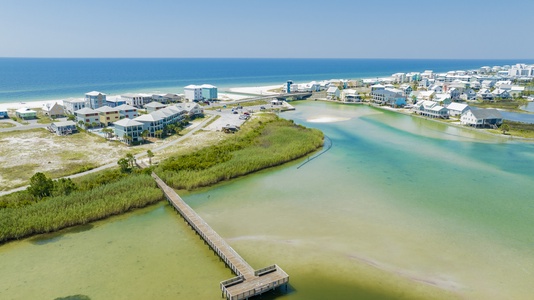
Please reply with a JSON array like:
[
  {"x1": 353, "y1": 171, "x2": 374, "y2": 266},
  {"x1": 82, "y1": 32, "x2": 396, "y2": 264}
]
[{"x1": 1, "y1": 102, "x2": 534, "y2": 299}]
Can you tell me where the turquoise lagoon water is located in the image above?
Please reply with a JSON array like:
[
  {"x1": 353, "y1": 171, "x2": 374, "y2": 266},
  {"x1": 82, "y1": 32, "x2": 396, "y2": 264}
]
[{"x1": 1, "y1": 102, "x2": 534, "y2": 299}]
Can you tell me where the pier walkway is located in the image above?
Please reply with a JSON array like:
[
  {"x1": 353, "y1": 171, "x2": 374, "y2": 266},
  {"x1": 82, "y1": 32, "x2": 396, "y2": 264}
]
[{"x1": 151, "y1": 173, "x2": 289, "y2": 300}]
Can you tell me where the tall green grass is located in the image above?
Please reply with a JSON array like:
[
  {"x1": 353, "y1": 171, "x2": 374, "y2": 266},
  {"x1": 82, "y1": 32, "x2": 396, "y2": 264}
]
[
  {"x1": 156, "y1": 115, "x2": 324, "y2": 190},
  {"x1": 0, "y1": 174, "x2": 163, "y2": 243}
]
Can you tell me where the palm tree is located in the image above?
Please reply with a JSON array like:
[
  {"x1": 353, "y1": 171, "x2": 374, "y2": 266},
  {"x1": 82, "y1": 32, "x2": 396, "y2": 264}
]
[
  {"x1": 141, "y1": 130, "x2": 149, "y2": 144},
  {"x1": 126, "y1": 153, "x2": 135, "y2": 168}
]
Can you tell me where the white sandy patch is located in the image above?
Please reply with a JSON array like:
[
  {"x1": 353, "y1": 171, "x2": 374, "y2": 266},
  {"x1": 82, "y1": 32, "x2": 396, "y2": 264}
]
[
  {"x1": 0, "y1": 99, "x2": 66, "y2": 111},
  {"x1": 229, "y1": 85, "x2": 284, "y2": 95},
  {"x1": 307, "y1": 116, "x2": 351, "y2": 123}
]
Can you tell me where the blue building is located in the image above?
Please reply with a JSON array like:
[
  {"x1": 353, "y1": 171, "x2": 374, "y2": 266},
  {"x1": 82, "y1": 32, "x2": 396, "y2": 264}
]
[
  {"x1": 0, "y1": 109, "x2": 8, "y2": 119},
  {"x1": 286, "y1": 80, "x2": 293, "y2": 93},
  {"x1": 201, "y1": 84, "x2": 218, "y2": 100},
  {"x1": 85, "y1": 91, "x2": 107, "y2": 109}
]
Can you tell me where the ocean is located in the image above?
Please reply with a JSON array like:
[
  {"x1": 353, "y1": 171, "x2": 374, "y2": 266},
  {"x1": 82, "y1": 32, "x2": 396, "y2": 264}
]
[{"x1": 1, "y1": 58, "x2": 533, "y2": 103}]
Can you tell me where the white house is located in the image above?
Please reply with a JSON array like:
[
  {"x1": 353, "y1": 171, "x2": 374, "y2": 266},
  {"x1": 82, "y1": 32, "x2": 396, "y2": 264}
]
[
  {"x1": 63, "y1": 99, "x2": 86, "y2": 115},
  {"x1": 446, "y1": 103, "x2": 470, "y2": 117},
  {"x1": 42, "y1": 102, "x2": 65, "y2": 118},
  {"x1": 121, "y1": 93, "x2": 145, "y2": 108},
  {"x1": 341, "y1": 89, "x2": 362, "y2": 102},
  {"x1": 413, "y1": 101, "x2": 449, "y2": 118},
  {"x1": 326, "y1": 86, "x2": 341, "y2": 100},
  {"x1": 184, "y1": 85, "x2": 203, "y2": 102},
  {"x1": 461, "y1": 108, "x2": 503, "y2": 128}
]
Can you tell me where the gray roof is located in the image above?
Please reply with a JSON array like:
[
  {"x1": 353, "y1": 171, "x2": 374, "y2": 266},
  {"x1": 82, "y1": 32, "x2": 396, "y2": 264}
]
[
  {"x1": 95, "y1": 105, "x2": 119, "y2": 113},
  {"x1": 134, "y1": 113, "x2": 164, "y2": 122},
  {"x1": 115, "y1": 104, "x2": 137, "y2": 111},
  {"x1": 114, "y1": 118, "x2": 144, "y2": 127},
  {"x1": 75, "y1": 107, "x2": 98, "y2": 114},
  {"x1": 52, "y1": 121, "x2": 76, "y2": 127},
  {"x1": 144, "y1": 101, "x2": 166, "y2": 108},
  {"x1": 470, "y1": 108, "x2": 503, "y2": 119}
]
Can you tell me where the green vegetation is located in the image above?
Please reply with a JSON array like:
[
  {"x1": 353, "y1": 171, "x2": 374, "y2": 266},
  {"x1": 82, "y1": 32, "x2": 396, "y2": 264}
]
[
  {"x1": 0, "y1": 171, "x2": 163, "y2": 243},
  {"x1": 0, "y1": 122, "x2": 15, "y2": 128},
  {"x1": 471, "y1": 99, "x2": 529, "y2": 112},
  {"x1": 488, "y1": 120, "x2": 534, "y2": 138},
  {"x1": 156, "y1": 114, "x2": 324, "y2": 190},
  {"x1": 0, "y1": 113, "x2": 323, "y2": 243}
]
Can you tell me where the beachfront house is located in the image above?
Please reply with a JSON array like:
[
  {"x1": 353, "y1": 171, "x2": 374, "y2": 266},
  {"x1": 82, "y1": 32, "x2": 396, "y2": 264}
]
[
  {"x1": 116, "y1": 104, "x2": 138, "y2": 119},
  {"x1": 0, "y1": 109, "x2": 8, "y2": 119},
  {"x1": 184, "y1": 85, "x2": 203, "y2": 102},
  {"x1": 201, "y1": 84, "x2": 218, "y2": 100},
  {"x1": 326, "y1": 86, "x2": 340, "y2": 100},
  {"x1": 446, "y1": 103, "x2": 470, "y2": 117},
  {"x1": 371, "y1": 89, "x2": 406, "y2": 107},
  {"x1": 15, "y1": 108, "x2": 37, "y2": 120},
  {"x1": 461, "y1": 108, "x2": 503, "y2": 128},
  {"x1": 74, "y1": 107, "x2": 100, "y2": 128},
  {"x1": 114, "y1": 118, "x2": 144, "y2": 144},
  {"x1": 63, "y1": 99, "x2": 86, "y2": 115},
  {"x1": 434, "y1": 93, "x2": 452, "y2": 106},
  {"x1": 49, "y1": 121, "x2": 77, "y2": 135},
  {"x1": 145, "y1": 101, "x2": 166, "y2": 113},
  {"x1": 85, "y1": 91, "x2": 107, "y2": 109},
  {"x1": 42, "y1": 102, "x2": 65, "y2": 118},
  {"x1": 413, "y1": 101, "x2": 449, "y2": 118},
  {"x1": 95, "y1": 106, "x2": 120, "y2": 126}
]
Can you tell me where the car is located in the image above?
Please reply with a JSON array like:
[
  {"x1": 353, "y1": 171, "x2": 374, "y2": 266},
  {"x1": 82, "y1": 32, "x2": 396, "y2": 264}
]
[
  {"x1": 233, "y1": 111, "x2": 238, "y2": 114},
  {"x1": 243, "y1": 111, "x2": 250, "y2": 115},
  {"x1": 260, "y1": 106, "x2": 266, "y2": 110}
]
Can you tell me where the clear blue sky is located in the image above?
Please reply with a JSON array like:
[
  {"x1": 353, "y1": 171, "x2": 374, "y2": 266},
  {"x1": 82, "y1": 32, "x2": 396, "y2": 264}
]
[{"x1": 1, "y1": 0, "x2": 533, "y2": 59}]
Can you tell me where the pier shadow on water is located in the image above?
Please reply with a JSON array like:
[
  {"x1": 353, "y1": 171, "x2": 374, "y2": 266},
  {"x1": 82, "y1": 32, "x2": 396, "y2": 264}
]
[
  {"x1": 54, "y1": 295, "x2": 91, "y2": 300},
  {"x1": 30, "y1": 224, "x2": 94, "y2": 245}
]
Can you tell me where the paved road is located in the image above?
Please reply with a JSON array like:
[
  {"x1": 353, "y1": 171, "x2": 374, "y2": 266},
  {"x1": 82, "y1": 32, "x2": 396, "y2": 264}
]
[{"x1": 0, "y1": 114, "x2": 215, "y2": 197}]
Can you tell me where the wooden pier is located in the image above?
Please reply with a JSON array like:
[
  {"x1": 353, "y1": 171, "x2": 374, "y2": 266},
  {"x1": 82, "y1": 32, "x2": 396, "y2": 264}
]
[{"x1": 152, "y1": 173, "x2": 289, "y2": 300}]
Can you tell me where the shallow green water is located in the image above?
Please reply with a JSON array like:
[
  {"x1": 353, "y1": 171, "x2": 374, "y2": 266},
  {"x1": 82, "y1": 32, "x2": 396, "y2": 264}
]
[{"x1": 2, "y1": 102, "x2": 534, "y2": 299}]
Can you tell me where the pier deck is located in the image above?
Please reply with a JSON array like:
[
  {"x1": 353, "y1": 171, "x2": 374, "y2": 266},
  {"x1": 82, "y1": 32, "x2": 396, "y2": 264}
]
[{"x1": 152, "y1": 173, "x2": 289, "y2": 300}]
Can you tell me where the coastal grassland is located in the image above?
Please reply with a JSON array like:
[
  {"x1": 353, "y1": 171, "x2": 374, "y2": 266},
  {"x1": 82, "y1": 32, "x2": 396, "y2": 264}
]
[
  {"x1": 0, "y1": 128, "x2": 131, "y2": 190},
  {"x1": 155, "y1": 114, "x2": 324, "y2": 190},
  {"x1": 0, "y1": 122, "x2": 15, "y2": 128},
  {"x1": 0, "y1": 171, "x2": 163, "y2": 243},
  {"x1": 470, "y1": 99, "x2": 529, "y2": 112},
  {"x1": 488, "y1": 120, "x2": 534, "y2": 138}
]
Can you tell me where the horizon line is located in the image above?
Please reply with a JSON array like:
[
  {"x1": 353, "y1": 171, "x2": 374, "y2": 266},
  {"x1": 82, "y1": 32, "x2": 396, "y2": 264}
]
[{"x1": 1, "y1": 56, "x2": 534, "y2": 61}]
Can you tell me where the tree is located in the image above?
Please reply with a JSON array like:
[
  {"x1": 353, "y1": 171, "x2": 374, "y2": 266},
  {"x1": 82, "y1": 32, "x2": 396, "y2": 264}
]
[
  {"x1": 501, "y1": 124, "x2": 510, "y2": 135},
  {"x1": 27, "y1": 172, "x2": 54, "y2": 199},
  {"x1": 147, "y1": 150, "x2": 154, "y2": 165},
  {"x1": 53, "y1": 178, "x2": 77, "y2": 196},
  {"x1": 101, "y1": 128, "x2": 113, "y2": 140},
  {"x1": 117, "y1": 158, "x2": 131, "y2": 173},
  {"x1": 67, "y1": 114, "x2": 76, "y2": 121},
  {"x1": 141, "y1": 130, "x2": 149, "y2": 144}
]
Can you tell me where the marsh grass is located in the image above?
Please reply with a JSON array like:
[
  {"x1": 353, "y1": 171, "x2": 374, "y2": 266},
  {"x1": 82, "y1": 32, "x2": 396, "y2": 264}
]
[
  {"x1": 0, "y1": 173, "x2": 163, "y2": 243},
  {"x1": 156, "y1": 115, "x2": 323, "y2": 190}
]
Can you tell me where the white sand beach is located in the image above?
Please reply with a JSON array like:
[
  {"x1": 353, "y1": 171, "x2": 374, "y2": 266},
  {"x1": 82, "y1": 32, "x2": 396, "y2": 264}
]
[
  {"x1": 0, "y1": 99, "x2": 66, "y2": 111},
  {"x1": 229, "y1": 84, "x2": 284, "y2": 95}
]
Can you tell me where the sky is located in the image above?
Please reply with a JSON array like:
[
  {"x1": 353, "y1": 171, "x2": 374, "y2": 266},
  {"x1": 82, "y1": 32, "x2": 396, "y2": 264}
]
[{"x1": 0, "y1": 0, "x2": 533, "y2": 59}]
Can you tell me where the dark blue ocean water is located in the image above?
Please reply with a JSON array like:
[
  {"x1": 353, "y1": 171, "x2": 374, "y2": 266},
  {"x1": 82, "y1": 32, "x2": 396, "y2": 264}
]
[{"x1": 1, "y1": 58, "x2": 533, "y2": 103}]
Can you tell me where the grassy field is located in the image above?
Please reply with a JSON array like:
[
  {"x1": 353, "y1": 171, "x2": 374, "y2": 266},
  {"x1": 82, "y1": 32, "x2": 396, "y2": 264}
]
[
  {"x1": 488, "y1": 120, "x2": 534, "y2": 138},
  {"x1": 0, "y1": 129, "x2": 132, "y2": 190},
  {"x1": 470, "y1": 99, "x2": 528, "y2": 112},
  {"x1": 156, "y1": 114, "x2": 324, "y2": 190}
]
